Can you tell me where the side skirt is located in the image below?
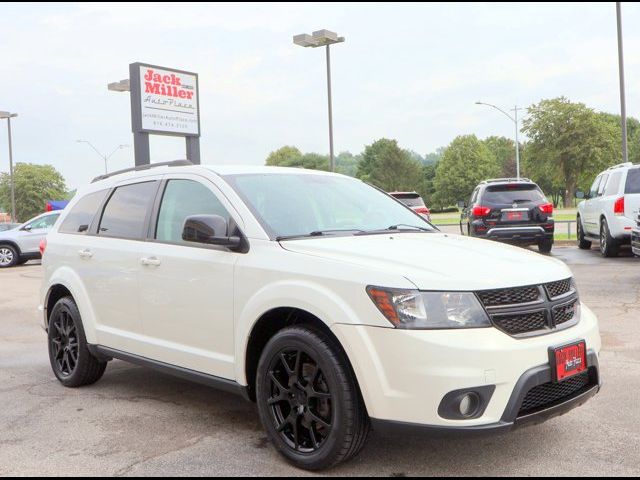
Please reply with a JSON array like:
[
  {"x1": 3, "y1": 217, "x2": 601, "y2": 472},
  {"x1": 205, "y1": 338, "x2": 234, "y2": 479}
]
[{"x1": 88, "y1": 345, "x2": 251, "y2": 401}]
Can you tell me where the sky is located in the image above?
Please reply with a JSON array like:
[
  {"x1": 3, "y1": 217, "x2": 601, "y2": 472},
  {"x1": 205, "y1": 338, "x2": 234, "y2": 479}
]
[{"x1": 1, "y1": 2, "x2": 639, "y2": 190}]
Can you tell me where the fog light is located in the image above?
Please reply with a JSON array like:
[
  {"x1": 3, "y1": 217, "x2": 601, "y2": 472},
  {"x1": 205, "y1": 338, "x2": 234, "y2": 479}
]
[{"x1": 459, "y1": 393, "x2": 480, "y2": 417}]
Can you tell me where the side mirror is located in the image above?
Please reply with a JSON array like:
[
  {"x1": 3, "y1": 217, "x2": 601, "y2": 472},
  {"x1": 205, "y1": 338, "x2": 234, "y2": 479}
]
[
  {"x1": 575, "y1": 191, "x2": 585, "y2": 200},
  {"x1": 22, "y1": 225, "x2": 32, "y2": 232},
  {"x1": 182, "y1": 215, "x2": 241, "y2": 248},
  {"x1": 457, "y1": 200, "x2": 467, "y2": 209}
]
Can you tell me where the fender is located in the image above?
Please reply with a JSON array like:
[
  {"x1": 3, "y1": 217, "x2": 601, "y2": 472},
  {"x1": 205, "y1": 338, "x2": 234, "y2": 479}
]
[
  {"x1": 44, "y1": 265, "x2": 100, "y2": 344},
  {"x1": 233, "y1": 279, "x2": 379, "y2": 385}
]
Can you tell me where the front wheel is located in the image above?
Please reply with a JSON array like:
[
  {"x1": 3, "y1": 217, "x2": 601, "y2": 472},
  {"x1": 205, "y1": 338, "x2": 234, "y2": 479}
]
[
  {"x1": 256, "y1": 326, "x2": 369, "y2": 471},
  {"x1": 600, "y1": 219, "x2": 620, "y2": 258},
  {"x1": 48, "y1": 297, "x2": 107, "y2": 387},
  {"x1": 0, "y1": 245, "x2": 18, "y2": 268},
  {"x1": 577, "y1": 217, "x2": 592, "y2": 250}
]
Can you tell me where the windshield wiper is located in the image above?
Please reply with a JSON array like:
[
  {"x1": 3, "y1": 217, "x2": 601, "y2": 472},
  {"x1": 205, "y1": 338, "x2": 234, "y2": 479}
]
[
  {"x1": 276, "y1": 228, "x2": 365, "y2": 241},
  {"x1": 386, "y1": 224, "x2": 432, "y2": 232}
]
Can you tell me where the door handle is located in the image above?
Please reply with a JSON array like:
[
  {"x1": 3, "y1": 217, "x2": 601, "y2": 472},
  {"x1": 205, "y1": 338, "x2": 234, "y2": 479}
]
[
  {"x1": 78, "y1": 249, "x2": 93, "y2": 259},
  {"x1": 140, "y1": 257, "x2": 161, "y2": 267}
]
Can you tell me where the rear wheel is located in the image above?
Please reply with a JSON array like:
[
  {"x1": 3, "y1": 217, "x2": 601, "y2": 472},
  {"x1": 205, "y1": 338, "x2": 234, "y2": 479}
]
[
  {"x1": 538, "y1": 238, "x2": 553, "y2": 254},
  {"x1": 256, "y1": 326, "x2": 369, "y2": 471},
  {"x1": 48, "y1": 297, "x2": 107, "y2": 387},
  {"x1": 577, "y1": 216, "x2": 592, "y2": 250},
  {"x1": 0, "y1": 245, "x2": 18, "y2": 268},
  {"x1": 600, "y1": 218, "x2": 620, "y2": 258}
]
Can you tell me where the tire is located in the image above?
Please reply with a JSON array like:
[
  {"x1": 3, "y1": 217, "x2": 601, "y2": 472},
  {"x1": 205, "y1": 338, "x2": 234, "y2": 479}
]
[
  {"x1": 576, "y1": 217, "x2": 592, "y2": 250},
  {"x1": 538, "y1": 238, "x2": 553, "y2": 254},
  {"x1": 256, "y1": 325, "x2": 369, "y2": 471},
  {"x1": 0, "y1": 244, "x2": 19, "y2": 268},
  {"x1": 600, "y1": 218, "x2": 620, "y2": 258},
  {"x1": 48, "y1": 297, "x2": 107, "y2": 388}
]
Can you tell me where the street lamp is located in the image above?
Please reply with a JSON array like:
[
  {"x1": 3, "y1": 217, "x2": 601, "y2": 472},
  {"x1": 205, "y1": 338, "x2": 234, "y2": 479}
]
[
  {"x1": 616, "y1": 2, "x2": 628, "y2": 163},
  {"x1": 76, "y1": 140, "x2": 129, "y2": 174},
  {"x1": 107, "y1": 79, "x2": 131, "y2": 93},
  {"x1": 475, "y1": 101, "x2": 523, "y2": 180},
  {"x1": 293, "y1": 29, "x2": 345, "y2": 172},
  {"x1": 0, "y1": 111, "x2": 18, "y2": 222}
]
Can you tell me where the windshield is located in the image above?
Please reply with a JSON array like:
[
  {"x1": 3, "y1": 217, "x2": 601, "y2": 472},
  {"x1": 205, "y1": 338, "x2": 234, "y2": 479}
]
[
  {"x1": 482, "y1": 185, "x2": 545, "y2": 205},
  {"x1": 223, "y1": 173, "x2": 434, "y2": 239}
]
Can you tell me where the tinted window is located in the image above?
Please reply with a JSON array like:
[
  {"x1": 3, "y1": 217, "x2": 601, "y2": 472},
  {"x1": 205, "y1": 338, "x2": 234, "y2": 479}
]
[
  {"x1": 597, "y1": 174, "x2": 609, "y2": 196},
  {"x1": 605, "y1": 172, "x2": 623, "y2": 196},
  {"x1": 98, "y1": 182, "x2": 157, "y2": 239},
  {"x1": 589, "y1": 175, "x2": 602, "y2": 198},
  {"x1": 59, "y1": 190, "x2": 109, "y2": 234},
  {"x1": 224, "y1": 173, "x2": 433, "y2": 238},
  {"x1": 156, "y1": 180, "x2": 230, "y2": 244},
  {"x1": 625, "y1": 168, "x2": 640, "y2": 194},
  {"x1": 481, "y1": 185, "x2": 545, "y2": 205},
  {"x1": 392, "y1": 193, "x2": 425, "y2": 208}
]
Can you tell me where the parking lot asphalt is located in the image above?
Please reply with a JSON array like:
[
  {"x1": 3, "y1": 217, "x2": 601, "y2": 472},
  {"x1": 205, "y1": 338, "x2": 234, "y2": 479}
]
[{"x1": 1, "y1": 247, "x2": 639, "y2": 476}]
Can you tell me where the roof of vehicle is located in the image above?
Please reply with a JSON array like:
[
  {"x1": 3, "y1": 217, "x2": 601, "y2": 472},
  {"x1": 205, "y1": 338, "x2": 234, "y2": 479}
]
[
  {"x1": 388, "y1": 191, "x2": 421, "y2": 197},
  {"x1": 91, "y1": 160, "x2": 343, "y2": 185},
  {"x1": 478, "y1": 178, "x2": 534, "y2": 186},
  {"x1": 605, "y1": 162, "x2": 637, "y2": 172}
]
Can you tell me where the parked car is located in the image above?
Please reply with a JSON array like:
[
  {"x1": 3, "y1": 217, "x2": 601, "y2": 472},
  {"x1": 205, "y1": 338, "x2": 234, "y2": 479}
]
[
  {"x1": 577, "y1": 162, "x2": 640, "y2": 257},
  {"x1": 0, "y1": 211, "x2": 61, "y2": 268},
  {"x1": 389, "y1": 191, "x2": 431, "y2": 221},
  {"x1": 41, "y1": 162, "x2": 601, "y2": 470},
  {"x1": 0, "y1": 223, "x2": 20, "y2": 232},
  {"x1": 460, "y1": 178, "x2": 555, "y2": 253}
]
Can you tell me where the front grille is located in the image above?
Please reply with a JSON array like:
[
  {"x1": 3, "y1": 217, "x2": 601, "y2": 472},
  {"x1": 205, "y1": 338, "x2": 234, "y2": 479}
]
[
  {"x1": 492, "y1": 310, "x2": 548, "y2": 336},
  {"x1": 553, "y1": 300, "x2": 578, "y2": 326},
  {"x1": 477, "y1": 286, "x2": 541, "y2": 307},
  {"x1": 518, "y1": 371, "x2": 591, "y2": 416},
  {"x1": 545, "y1": 278, "x2": 572, "y2": 299}
]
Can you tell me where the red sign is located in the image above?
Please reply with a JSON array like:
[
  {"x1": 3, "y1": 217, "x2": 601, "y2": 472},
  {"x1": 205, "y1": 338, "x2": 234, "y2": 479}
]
[{"x1": 552, "y1": 341, "x2": 587, "y2": 382}]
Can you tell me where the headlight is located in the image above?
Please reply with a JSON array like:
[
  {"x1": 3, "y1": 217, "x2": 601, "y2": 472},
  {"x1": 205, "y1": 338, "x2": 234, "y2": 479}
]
[{"x1": 366, "y1": 286, "x2": 491, "y2": 330}]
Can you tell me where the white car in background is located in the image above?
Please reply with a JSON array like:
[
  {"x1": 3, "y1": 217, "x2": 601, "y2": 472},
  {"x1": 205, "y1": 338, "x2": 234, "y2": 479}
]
[
  {"x1": 40, "y1": 162, "x2": 601, "y2": 470},
  {"x1": 577, "y1": 162, "x2": 640, "y2": 257},
  {"x1": 0, "y1": 211, "x2": 61, "y2": 268}
]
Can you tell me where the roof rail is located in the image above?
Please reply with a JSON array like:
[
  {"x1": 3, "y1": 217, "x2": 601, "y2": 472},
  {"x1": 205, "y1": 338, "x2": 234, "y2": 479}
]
[
  {"x1": 480, "y1": 177, "x2": 532, "y2": 185},
  {"x1": 91, "y1": 160, "x2": 194, "y2": 183},
  {"x1": 607, "y1": 162, "x2": 634, "y2": 171}
]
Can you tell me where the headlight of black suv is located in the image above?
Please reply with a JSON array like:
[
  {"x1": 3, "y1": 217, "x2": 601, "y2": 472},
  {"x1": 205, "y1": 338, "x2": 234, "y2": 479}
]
[{"x1": 366, "y1": 286, "x2": 491, "y2": 330}]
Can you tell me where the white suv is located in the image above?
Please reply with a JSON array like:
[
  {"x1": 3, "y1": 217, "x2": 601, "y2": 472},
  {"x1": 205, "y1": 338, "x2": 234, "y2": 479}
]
[
  {"x1": 40, "y1": 161, "x2": 602, "y2": 470},
  {"x1": 577, "y1": 162, "x2": 640, "y2": 257}
]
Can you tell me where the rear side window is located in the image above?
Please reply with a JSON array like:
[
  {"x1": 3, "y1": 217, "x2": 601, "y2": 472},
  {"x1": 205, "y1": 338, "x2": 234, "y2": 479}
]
[
  {"x1": 625, "y1": 168, "x2": 640, "y2": 194},
  {"x1": 59, "y1": 190, "x2": 109, "y2": 234},
  {"x1": 604, "y1": 172, "x2": 622, "y2": 196},
  {"x1": 481, "y1": 185, "x2": 545, "y2": 205},
  {"x1": 597, "y1": 174, "x2": 609, "y2": 196},
  {"x1": 155, "y1": 179, "x2": 231, "y2": 244},
  {"x1": 98, "y1": 182, "x2": 158, "y2": 239}
]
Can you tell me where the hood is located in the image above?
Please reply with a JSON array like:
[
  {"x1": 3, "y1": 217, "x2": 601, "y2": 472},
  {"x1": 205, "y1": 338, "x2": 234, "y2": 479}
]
[{"x1": 280, "y1": 232, "x2": 571, "y2": 291}]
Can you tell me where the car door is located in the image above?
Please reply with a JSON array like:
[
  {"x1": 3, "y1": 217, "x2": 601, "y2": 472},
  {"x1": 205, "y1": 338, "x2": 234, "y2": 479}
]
[
  {"x1": 80, "y1": 179, "x2": 160, "y2": 353},
  {"x1": 583, "y1": 175, "x2": 603, "y2": 235},
  {"x1": 137, "y1": 174, "x2": 242, "y2": 379},
  {"x1": 19, "y1": 213, "x2": 60, "y2": 254}
]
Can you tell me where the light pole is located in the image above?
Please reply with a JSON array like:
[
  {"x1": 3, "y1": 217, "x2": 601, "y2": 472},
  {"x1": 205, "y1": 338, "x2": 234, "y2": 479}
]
[
  {"x1": 77, "y1": 140, "x2": 129, "y2": 174},
  {"x1": 476, "y1": 101, "x2": 523, "y2": 180},
  {"x1": 0, "y1": 111, "x2": 18, "y2": 222},
  {"x1": 293, "y1": 29, "x2": 345, "y2": 172},
  {"x1": 616, "y1": 2, "x2": 628, "y2": 163}
]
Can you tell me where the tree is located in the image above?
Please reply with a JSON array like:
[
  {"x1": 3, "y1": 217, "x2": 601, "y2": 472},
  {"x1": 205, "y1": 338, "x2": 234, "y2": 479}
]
[
  {"x1": 522, "y1": 97, "x2": 620, "y2": 207},
  {"x1": 483, "y1": 136, "x2": 517, "y2": 178},
  {"x1": 265, "y1": 146, "x2": 303, "y2": 167},
  {"x1": 0, "y1": 163, "x2": 67, "y2": 222},
  {"x1": 598, "y1": 112, "x2": 640, "y2": 164},
  {"x1": 432, "y1": 135, "x2": 500, "y2": 208},
  {"x1": 356, "y1": 138, "x2": 424, "y2": 192},
  {"x1": 335, "y1": 151, "x2": 360, "y2": 177}
]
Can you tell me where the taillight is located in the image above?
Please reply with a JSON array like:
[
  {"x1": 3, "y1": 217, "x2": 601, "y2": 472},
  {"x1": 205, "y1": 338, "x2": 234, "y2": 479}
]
[
  {"x1": 472, "y1": 206, "x2": 491, "y2": 217},
  {"x1": 414, "y1": 207, "x2": 430, "y2": 215},
  {"x1": 614, "y1": 196, "x2": 625, "y2": 215},
  {"x1": 39, "y1": 238, "x2": 47, "y2": 256},
  {"x1": 539, "y1": 203, "x2": 554, "y2": 215}
]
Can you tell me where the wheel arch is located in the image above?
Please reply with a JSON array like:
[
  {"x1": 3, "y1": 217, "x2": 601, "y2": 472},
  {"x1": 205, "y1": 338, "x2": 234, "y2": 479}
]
[
  {"x1": 0, "y1": 240, "x2": 22, "y2": 256},
  {"x1": 243, "y1": 306, "x2": 362, "y2": 403}
]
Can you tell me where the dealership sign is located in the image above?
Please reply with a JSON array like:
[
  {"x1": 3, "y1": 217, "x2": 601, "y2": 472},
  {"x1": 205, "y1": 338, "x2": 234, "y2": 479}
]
[{"x1": 130, "y1": 63, "x2": 200, "y2": 137}]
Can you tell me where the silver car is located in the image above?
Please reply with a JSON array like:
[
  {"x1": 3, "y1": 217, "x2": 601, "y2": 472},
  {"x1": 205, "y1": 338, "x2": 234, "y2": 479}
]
[{"x1": 0, "y1": 211, "x2": 61, "y2": 268}]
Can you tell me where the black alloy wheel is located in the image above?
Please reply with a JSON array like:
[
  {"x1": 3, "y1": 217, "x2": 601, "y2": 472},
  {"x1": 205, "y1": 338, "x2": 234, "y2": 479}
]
[
  {"x1": 267, "y1": 348, "x2": 333, "y2": 453},
  {"x1": 50, "y1": 309, "x2": 79, "y2": 377}
]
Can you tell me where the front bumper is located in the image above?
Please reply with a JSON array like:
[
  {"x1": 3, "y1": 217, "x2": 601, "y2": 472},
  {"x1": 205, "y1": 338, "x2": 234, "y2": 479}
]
[{"x1": 331, "y1": 303, "x2": 601, "y2": 431}]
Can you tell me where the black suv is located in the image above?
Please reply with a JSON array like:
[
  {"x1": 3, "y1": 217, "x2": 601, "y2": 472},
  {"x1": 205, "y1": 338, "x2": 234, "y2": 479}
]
[{"x1": 460, "y1": 178, "x2": 555, "y2": 253}]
